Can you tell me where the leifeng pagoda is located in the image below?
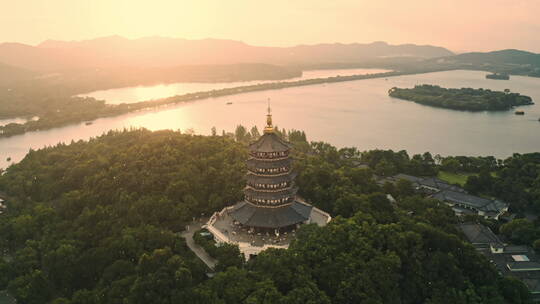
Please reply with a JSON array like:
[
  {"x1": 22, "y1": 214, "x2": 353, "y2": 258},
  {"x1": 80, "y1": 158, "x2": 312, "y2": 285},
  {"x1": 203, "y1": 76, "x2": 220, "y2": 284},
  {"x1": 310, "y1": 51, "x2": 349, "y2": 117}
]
[{"x1": 205, "y1": 105, "x2": 331, "y2": 258}]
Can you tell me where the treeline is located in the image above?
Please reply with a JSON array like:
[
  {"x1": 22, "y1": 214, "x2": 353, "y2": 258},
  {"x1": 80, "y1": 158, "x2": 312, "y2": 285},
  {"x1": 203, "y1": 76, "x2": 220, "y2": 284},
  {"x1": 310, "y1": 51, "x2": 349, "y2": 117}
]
[
  {"x1": 389, "y1": 84, "x2": 534, "y2": 111},
  {"x1": 0, "y1": 129, "x2": 531, "y2": 303}
]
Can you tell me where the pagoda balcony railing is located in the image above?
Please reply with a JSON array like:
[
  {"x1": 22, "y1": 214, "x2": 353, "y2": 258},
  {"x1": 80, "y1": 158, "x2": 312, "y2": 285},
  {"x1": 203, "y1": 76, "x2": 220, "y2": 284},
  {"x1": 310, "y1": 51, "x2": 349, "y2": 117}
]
[
  {"x1": 245, "y1": 199, "x2": 294, "y2": 208},
  {"x1": 246, "y1": 170, "x2": 292, "y2": 177},
  {"x1": 248, "y1": 156, "x2": 289, "y2": 162},
  {"x1": 244, "y1": 185, "x2": 294, "y2": 193}
]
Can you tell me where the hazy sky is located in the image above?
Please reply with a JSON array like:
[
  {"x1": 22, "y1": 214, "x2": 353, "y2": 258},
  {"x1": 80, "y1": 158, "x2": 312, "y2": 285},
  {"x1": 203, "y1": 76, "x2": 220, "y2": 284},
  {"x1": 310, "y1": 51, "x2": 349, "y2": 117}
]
[{"x1": 2, "y1": 0, "x2": 540, "y2": 52}]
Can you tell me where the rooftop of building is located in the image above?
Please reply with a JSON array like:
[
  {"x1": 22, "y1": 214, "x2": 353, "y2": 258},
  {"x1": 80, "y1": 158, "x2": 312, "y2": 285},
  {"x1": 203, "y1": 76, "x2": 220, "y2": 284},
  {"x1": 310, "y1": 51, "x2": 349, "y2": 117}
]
[
  {"x1": 249, "y1": 131, "x2": 291, "y2": 153},
  {"x1": 432, "y1": 190, "x2": 508, "y2": 213},
  {"x1": 507, "y1": 261, "x2": 540, "y2": 271},
  {"x1": 210, "y1": 207, "x2": 298, "y2": 247},
  {"x1": 383, "y1": 173, "x2": 466, "y2": 193},
  {"x1": 458, "y1": 222, "x2": 503, "y2": 246},
  {"x1": 231, "y1": 200, "x2": 312, "y2": 228}
]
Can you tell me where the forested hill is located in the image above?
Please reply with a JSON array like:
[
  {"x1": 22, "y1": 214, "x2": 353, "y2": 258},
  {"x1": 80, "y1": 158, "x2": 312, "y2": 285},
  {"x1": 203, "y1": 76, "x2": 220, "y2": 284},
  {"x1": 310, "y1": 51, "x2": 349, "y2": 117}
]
[
  {"x1": 450, "y1": 49, "x2": 540, "y2": 67},
  {"x1": 0, "y1": 129, "x2": 529, "y2": 304},
  {"x1": 389, "y1": 85, "x2": 534, "y2": 111},
  {"x1": 429, "y1": 49, "x2": 540, "y2": 77}
]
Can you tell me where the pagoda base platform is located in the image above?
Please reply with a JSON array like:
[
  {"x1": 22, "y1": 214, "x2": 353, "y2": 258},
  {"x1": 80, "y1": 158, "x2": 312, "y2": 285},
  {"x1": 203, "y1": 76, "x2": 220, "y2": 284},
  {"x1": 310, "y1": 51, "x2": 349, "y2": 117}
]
[{"x1": 205, "y1": 199, "x2": 331, "y2": 259}]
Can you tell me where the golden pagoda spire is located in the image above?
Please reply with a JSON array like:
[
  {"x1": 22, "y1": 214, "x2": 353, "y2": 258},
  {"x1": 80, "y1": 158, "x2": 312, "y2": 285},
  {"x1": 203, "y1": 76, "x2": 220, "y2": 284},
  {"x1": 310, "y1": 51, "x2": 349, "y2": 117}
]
[{"x1": 264, "y1": 98, "x2": 274, "y2": 134}]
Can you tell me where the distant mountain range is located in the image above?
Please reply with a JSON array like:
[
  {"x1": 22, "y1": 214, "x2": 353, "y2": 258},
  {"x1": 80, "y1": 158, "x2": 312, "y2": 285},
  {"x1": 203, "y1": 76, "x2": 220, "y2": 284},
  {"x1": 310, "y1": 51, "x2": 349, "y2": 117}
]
[
  {"x1": 1, "y1": 36, "x2": 540, "y2": 91},
  {"x1": 0, "y1": 36, "x2": 454, "y2": 72}
]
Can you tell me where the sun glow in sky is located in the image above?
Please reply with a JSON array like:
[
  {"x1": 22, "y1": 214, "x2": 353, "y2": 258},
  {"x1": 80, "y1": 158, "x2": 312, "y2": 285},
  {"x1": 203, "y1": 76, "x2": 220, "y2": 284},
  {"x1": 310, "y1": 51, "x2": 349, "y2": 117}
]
[{"x1": 2, "y1": 0, "x2": 540, "y2": 52}]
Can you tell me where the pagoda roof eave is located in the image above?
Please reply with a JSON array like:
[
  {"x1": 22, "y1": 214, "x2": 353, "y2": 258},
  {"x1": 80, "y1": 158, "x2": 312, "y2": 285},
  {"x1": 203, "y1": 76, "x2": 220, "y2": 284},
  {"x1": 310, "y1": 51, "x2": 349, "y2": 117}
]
[
  {"x1": 230, "y1": 200, "x2": 312, "y2": 228},
  {"x1": 248, "y1": 133, "x2": 292, "y2": 153}
]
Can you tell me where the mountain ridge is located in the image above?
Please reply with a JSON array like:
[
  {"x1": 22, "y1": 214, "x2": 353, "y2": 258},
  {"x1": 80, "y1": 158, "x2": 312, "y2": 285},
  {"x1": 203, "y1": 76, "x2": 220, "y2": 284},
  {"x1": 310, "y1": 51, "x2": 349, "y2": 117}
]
[{"x1": 0, "y1": 36, "x2": 454, "y2": 72}]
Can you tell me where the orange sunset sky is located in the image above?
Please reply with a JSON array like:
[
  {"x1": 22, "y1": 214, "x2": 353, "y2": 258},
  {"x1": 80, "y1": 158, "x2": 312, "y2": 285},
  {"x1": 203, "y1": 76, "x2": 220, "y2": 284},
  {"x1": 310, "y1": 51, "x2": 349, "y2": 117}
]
[{"x1": 1, "y1": 0, "x2": 539, "y2": 52}]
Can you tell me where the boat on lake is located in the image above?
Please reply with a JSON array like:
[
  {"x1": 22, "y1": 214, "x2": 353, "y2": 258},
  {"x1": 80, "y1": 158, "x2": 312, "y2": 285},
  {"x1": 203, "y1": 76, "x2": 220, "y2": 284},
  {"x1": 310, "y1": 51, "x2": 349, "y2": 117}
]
[{"x1": 486, "y1": 72, "x2": 510, "y2": 80}]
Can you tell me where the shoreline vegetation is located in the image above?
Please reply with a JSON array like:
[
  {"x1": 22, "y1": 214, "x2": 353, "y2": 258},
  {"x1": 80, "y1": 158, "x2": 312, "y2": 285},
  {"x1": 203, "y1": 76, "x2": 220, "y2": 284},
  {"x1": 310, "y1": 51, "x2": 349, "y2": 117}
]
[
  {"x1": 0, "y1": 68, "x2": 450, "y2": 138},
  {"x1": 389, "y1": 84, "x2": 534, "y2": 111}
]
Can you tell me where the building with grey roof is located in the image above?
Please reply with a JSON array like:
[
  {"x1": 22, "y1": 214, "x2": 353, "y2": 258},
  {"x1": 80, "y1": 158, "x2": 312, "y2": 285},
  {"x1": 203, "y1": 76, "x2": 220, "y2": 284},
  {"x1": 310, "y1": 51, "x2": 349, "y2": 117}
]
[
  {"x1": 379, "y1": 173, "x2": 508, "y2": 219},
  {"x1": 459, "y1": 222, "x2": 540, "y2": 299},
  {"x1": 458, "y1": 222, "x2": 503, "y2": 252},
  {"x1": 432, "y1": 190, "x2": 508, "y2": 219}
]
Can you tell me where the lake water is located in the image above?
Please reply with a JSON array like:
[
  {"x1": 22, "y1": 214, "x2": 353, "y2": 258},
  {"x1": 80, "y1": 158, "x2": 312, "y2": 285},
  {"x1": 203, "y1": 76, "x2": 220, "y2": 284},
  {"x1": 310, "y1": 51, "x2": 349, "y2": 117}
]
[
  {"x1": 1, "y1": 70, "x2": 540, "y2": 169},
  {"x1": 80, "y1": 68, "x2": 391, "y2": 104}
]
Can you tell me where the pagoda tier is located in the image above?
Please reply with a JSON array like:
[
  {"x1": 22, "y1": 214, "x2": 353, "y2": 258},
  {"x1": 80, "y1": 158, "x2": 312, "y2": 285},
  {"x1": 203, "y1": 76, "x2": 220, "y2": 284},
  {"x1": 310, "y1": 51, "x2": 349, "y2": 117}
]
[
  {"x1": 244, "y1": 186, "x2": 298, "y2": 206},
  {"x1": 245, "y1": 171, "x2": 297, "y2": 187},
  {"x1": 247, "y1": 157, "x2": 292, "y2": 174}
]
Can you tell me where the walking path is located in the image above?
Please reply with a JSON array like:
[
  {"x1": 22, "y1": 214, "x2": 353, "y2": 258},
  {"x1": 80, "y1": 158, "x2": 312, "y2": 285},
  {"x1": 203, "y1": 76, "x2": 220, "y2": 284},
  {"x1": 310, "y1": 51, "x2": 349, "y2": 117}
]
[{"x1": 180, "y1": 218, "x2": 217, "y2": 271}]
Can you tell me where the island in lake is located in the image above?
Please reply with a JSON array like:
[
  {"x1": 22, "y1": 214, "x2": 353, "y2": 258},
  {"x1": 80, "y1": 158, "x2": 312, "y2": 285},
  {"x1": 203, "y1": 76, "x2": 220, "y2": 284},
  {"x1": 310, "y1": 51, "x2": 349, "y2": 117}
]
[
  {"x1": 388, "y1": 84, "x2": 534, "y2": 111},
  {"x1": 486, "y1": 72, "x2": 510, "y2": 80}
]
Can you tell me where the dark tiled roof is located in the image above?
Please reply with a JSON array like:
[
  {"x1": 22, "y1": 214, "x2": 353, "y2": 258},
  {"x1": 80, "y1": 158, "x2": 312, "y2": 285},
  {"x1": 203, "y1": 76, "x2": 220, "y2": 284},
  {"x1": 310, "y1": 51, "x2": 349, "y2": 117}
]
[
  {"x1": 419, "y1": 177, "x2": 465, "y2": 193},
  {"x1": 508, "y1": 262, "x2": 540, "y2": 271},
  {"x1": 432, "y1": 190, "x2": 507, "y2": 213},
  {"x1": 385, "y1": 174, "x2": 466, "y2": 193},
  {"x1": 522, "y1": 279, "x2": 540, "y2": 294},
  {"x1": 230, "y1": 200, "x2": 312, "y2": 228},
  {"x1": 249, "y1": 133, "x2": 291, "y2": 153},
  {"x1": 458, "y1": 223, "x2": 502, "y2": 245},
  {"x1": 394, "y1": 173, "x2": 424, "y2": 183},
  {"x1": 504, "y1": 245, "x2": 530, "y2": 254}
]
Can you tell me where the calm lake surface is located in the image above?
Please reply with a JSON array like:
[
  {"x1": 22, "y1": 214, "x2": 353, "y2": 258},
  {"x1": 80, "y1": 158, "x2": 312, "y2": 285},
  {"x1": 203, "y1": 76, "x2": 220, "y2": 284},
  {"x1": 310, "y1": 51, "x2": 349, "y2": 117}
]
[
  {"x1": 81, "y1": 68, "x2": 391, "y2": 104},
  {"x1": 2, "y1": 70, "x2": 540, "y2": 169}
]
